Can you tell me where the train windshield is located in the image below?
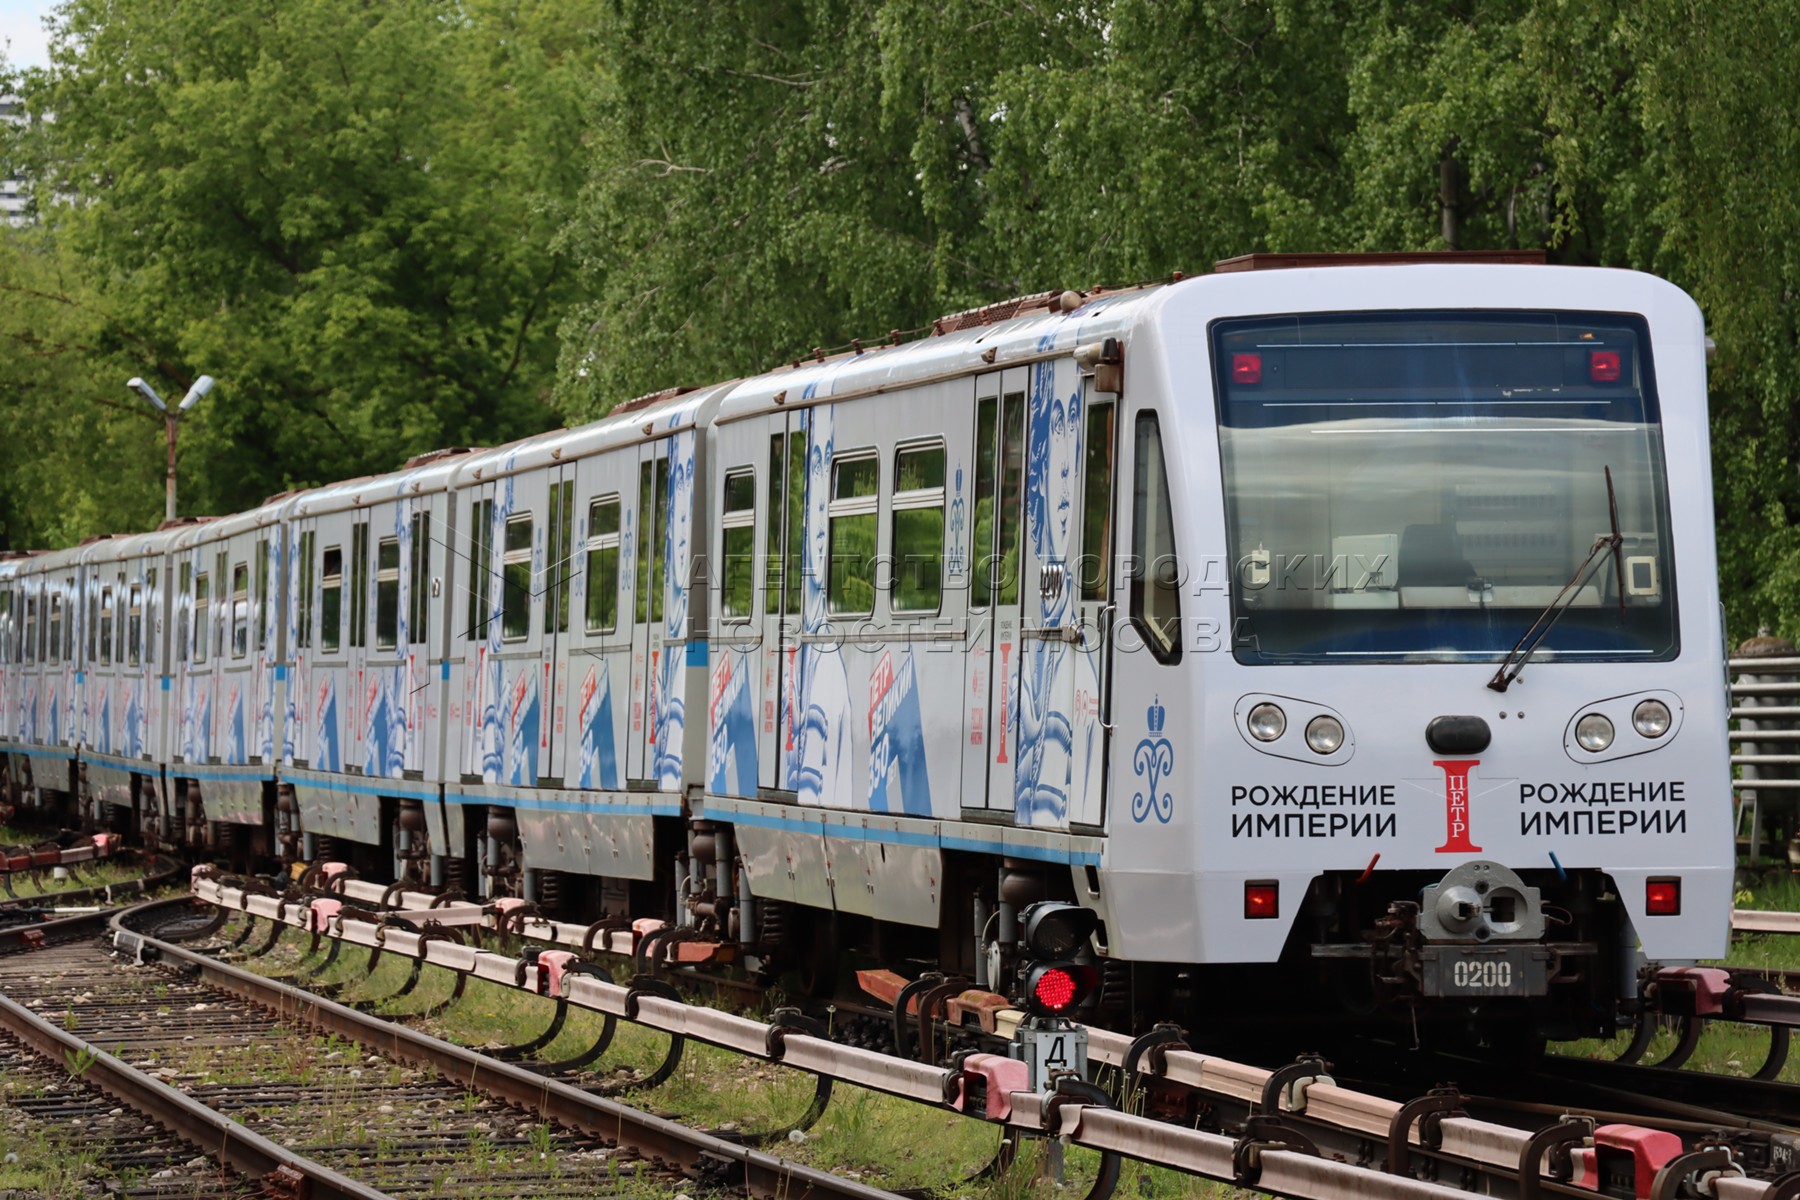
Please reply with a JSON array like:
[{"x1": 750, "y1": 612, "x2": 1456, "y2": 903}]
[{"x1": 1214, "y1": 310, "x2": 1679, "y2": 665}]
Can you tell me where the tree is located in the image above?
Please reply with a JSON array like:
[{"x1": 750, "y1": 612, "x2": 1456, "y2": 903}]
[{"x1": 10, "y1": 0, "x2": 593, "y2": 532}]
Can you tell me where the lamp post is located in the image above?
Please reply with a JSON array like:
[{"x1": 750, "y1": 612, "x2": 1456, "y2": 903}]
[{"x1": 127, "y1": 375, "x2": 214, "y2": 522}]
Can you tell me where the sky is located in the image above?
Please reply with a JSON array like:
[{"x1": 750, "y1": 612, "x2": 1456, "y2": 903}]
[{"x1": 0, "y1": 0, "x2": 53, "y2": 73}]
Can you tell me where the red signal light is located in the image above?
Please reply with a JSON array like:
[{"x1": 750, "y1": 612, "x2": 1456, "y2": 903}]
[
  {"x1": 1244, "y1": 881, "x2": 1279, "y2": 919},
  {"x1": 1232, "y1": 353, "x2": 1263, "y2": 384},
  {"x1": 1021, "y1": 961, "x2": 1098, "y2": 1017},
  {"x1": 1646, "y1": 878, "x2": 1680, "y2": 916},
  {"x1": 1033, "y1": 967, "x2": 1079, "y2": 1013},
  {"x1": 1589, "y1": 350, "x2": 1622, "y2": 382}
]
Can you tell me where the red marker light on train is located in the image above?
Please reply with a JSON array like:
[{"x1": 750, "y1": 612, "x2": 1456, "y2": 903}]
[
  {"x1": 1244, "y1": 881, "x2": 1280, "y2": 919},
  {"x1": 1232, "y1": 353, "x2": 1263, "y2": 384},
  {"x1": 1646, "y1": 878, "x2": 1680, "y2": 915},
  {"x1": 1589, "y1": 350, "x2": 1621, "y2": 382}
]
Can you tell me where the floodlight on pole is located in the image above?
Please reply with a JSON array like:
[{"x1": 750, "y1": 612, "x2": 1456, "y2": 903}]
[
  {"x1": 179, "y1": 375, "x2": 214, "y2": 411},
  {"x1": 127, "y1": 377, "x2": 167, "y2": 412},
  {"x1": 127, "y1": 373, "x2": 214, "y2": 523}
]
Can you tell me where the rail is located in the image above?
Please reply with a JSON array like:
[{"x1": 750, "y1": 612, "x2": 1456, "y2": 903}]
[
  {"x1": 115, "y1": 895, "x2": 911, "y2": 1200},
  {"x1": 188, "y1": 873, "x2": 1800, "y2": 1199},
  {"x1": 0, "y1": 915, "x2": 392, "y2": 1200}
]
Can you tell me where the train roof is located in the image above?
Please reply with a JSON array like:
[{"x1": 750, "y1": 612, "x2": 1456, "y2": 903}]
[
  {"x1": 713, "y1": 284, "x2": 1168, "y2": 424},
  {"x1": 448, "y1": 382, "x2": 730, "y2": 485}
]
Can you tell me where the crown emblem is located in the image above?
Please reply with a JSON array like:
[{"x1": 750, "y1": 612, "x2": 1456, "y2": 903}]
[{"x1": 1147, "y1": 697, "x2": 1165, "y2": 734}]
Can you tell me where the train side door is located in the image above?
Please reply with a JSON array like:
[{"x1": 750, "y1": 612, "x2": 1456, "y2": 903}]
[
  {"x1": 629, "y1": 442, "x2": 669, "y2": 782},
  {"x1": 1014, "y1": 359, "x2": 1098, "y2": 829},
  {"x1": 569, "y1": 457, "x2": 630, "y2": 792},
  {"x1": 763, "y1": 417, "x2": 804, "y2": 792},
  {"x1": 1067, "y1": 380, "x2": 1117, "y2": 827},
  {"x1": 706, "y1": 418, "x2": 769, "y2": 799},
  {"x1": 460, "y1": 483, "x2": 498, "y2": 780},
  {"x1": 967, "y1": 368, "x2": 1030, "y2": 814},
  {"x1": 403, "y1": 497, "x2": 433, "y2": 776},
  {"x1": 542, "y1": 465, "x2": 575, "y2": 782}
]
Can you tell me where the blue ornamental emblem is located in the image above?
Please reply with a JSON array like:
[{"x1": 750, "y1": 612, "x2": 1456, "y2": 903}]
[
  {"x1": 1131, "y1": 697, "x2": 1174, "y2": 823},
  {"x1": 947, "y1": 464, "x2": 967, "y2": 577}
]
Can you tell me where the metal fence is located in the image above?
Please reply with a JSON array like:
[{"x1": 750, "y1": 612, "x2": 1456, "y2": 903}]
[{"x1": 1733, "y1": 645, "x2": 1800, "y2": 862}]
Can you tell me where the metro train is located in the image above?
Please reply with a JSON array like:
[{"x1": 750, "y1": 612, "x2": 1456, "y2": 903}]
[{"x1": 0, "y1": 251, "x2": 1732, "y2": 1044}]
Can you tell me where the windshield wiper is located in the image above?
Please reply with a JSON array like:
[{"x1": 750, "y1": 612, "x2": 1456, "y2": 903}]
[{"x1": 1487, "y1": 466, "x2": 1625, "y2": 693}]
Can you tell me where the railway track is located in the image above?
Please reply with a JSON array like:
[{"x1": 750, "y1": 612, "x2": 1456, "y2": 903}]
[
  {"x1": 176, "y1": 869, "x2": 1800, "y2": 1200},
  {"x1": 0, "y1": 899, "x2": 899, "y2": 1200}
]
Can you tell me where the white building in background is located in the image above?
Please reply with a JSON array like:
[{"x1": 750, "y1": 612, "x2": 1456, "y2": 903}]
[{"x1": 1, "y1": 94, "x2": 28, "y2": 225}]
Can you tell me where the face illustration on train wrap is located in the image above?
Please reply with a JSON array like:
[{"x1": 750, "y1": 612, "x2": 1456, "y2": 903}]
[
  {"x1": 313, "y1": 676, "x2": 341, "y2": 772},
  {"x1": 653, "y1": 427, "x2": 694, "y2": 790},
  {"x1": 789, "y1": 405, "x2": 854, "y2": 808},
  {"x1": 1013, "y1": 359, "x2": 1096, "y2": 827},
  {"x1": 576, "y1": 660, "x2": 620, "y2": 789},
  {"x1": 225, "y1": 681, "x2": 246, "y2": 764},
  {"x1": 124, "y1": 670, "x2": 145, "y2": 759},
  {"x1": 707, "y1": 650, "x2": 759, "y2": 797}
]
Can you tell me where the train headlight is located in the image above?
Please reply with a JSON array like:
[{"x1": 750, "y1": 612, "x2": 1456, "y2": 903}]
[
  {"x1": 1574, "y1": 713, "x2": 1615, "y2": 752},
  {"x1": 1304, "y1": 715, "x2": 1345, "y2": 755},
  {"x1": 1632, "y1": 699, "x2": 1673, "y2": 739},
  {"x1": 1247, "y1": 703, "x2": 1287, "y2": 742}
]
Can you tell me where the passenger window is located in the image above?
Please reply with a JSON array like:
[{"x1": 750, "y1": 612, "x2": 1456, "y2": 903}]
[
  {"x1": 502, "y1": 514, "x2": 532, "y2": 641},
  {"x1": 765, "y1": 436, "x2": 784, "y2": 614},
  {"x1": 48, "y1": 594, "x2": 61, "y2": 665},
  {"x1": 972, "y1": 396, "x2": 999, "y2": 608},
  {"x1": 101, "y1": 587, "x2": 115, "y2": 665},
  {"x1": 86, "y1": 588, "x2": 97, "y2": 664},
  {"x1": 1080, "y1": 400, "x2": 1116, "y2": 601},
  {"x1": 467, "y1": 498, "x2": 494, "y2": 641},
  {"x1": 255, "y1": 538, "x2": 269, "y2": 651},
  {"x1": 23, "y1": 594, "x2": 35, "y2": 664},
  {"x1": 298, "y1": 532, "x2": 315, "y2": 650},
  {"x1": 651, "y1": 458, "x2": 668, "y2": 623},
  {"x1": 547, "y1": 481, "x2": 574, "y2": 635},
  {"x1": 892, "y1": 443, "x2": 946, "y2": 612},
  {"x1": 1130, "y1": 412, "x2": 1181, "y2": 663},
  {"x1": 349, "y1": 523, "x2": 369, "y2": 649},
  {"x1": 215, "y1": 552, "x2": 228, "y2": 660},
  {"x1": 320, "y1": 549, "x2": 342, "y2": 653},
  {"x1": 584, "y1": 497, "x2": 622, "y2": 634},
  {"x1": 722, "y1": 468, "x2": 756, "y2": 619},
  {"x1": 193, "y1": 574, "x2": 210, "y2": 665},
  {"x1": 1, "y1": 591, "x2": 12, "y2": 665},
  {"x1": 231, "y1": 562, "x2": 249, "y2": 658},
  {"x1": 177, "y1": 564, "x2": 191, "y2": 664},
  {"x1": 635, "y1": 462, "x2": 654, "y2": 625},
  {"x1": 997, "y1": 390, "x2": 1026, "y2": 605},
  {"x1": 828, "y1": 453, "x2": 879, "y2": 615},
  {"x1": 128, "y1": 586, "x2": 142, "y2": 667},
  {"x1": 409, "y1": 512, "x2": 430, "y2": 645},
  {"x1": 144, "y1": 569, "x2": 156, "y2": 666},
  {"x1": 376, "y1": 537, "x2": 400, "y2": 650}
]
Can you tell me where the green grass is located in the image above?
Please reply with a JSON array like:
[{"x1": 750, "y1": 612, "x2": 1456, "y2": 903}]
[
  {"x1": 238, "y1": 916, "x2": 1254, "y2": 1198},
  {"x1": 1554, "y1": 866, "x2": 1800, "y2": 1079}
]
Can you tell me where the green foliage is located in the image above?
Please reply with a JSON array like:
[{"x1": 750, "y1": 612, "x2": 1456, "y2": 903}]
[
  {"x1": 1, "y1": 0, "x2": 592, "y2": 544},
  {"x1": 6, "y1": 0, "x2": 1800, "y2": 638}
]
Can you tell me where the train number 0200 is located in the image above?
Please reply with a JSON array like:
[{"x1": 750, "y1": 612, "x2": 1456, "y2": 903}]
[{"x1": 1451, "y1": 959, "x2": 1513, "y2": 990}]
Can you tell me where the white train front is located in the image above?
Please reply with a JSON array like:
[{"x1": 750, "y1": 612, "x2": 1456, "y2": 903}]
[{"x1": 0, "y1": 254, "x2": 1732, "y2": 1042}]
